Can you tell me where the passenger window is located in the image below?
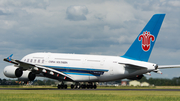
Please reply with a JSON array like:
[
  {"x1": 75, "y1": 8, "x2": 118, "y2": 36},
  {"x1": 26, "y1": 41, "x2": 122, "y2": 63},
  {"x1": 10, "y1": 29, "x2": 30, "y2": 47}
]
[
  {"x1": 27, "y1": 59, "x2": 29, "y2": 62},
  {"x1": 42, "y1": 60, "x2": 44, "y2": 63},
  {"x1": 30, "y1": 59, "x2": 33, "y2": 63},
  {"x1": 34, "y1": 59, "x2": 36, "y2": 63},
  {"x1": 24, "y1": 59, "x2": 26, "y2": 62},
  {"x1": 38, "y1": 60, "x2": 40, "y2": 63}
]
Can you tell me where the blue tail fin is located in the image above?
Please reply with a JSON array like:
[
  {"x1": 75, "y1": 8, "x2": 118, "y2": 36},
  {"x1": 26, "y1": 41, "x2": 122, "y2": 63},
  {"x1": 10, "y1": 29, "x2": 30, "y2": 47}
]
[{"x1": 122, "y1": 14, "x2": 165, "y2": 62}]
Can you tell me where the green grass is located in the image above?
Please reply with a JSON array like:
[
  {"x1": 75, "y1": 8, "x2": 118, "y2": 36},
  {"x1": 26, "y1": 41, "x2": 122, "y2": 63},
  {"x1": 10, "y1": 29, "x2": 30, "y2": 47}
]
[
  {"x1": 97, "y1": 86, "x2": 156, "y2": 89},
  {"x1": 0, "y1": 90, "x2": 179, "y2": 101},
  {"x1": 0, "y1": 85, "x2": 56, "y2": 88},
  {"x1": 97, "y1": 86, "x2": 180, "y2": 89}
]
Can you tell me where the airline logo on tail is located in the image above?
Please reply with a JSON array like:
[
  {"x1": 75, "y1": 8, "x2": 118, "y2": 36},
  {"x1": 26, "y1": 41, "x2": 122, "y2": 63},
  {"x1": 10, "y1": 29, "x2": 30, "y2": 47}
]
[{"x1": 138, "y1": 31, "x2": 155, "y2": 52}]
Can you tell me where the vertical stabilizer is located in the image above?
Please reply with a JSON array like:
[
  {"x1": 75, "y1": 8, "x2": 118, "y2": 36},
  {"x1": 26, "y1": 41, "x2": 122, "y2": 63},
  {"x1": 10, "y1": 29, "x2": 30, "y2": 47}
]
[{"x1": 122, "y1": 14, "x2": 165, "y2": 62}]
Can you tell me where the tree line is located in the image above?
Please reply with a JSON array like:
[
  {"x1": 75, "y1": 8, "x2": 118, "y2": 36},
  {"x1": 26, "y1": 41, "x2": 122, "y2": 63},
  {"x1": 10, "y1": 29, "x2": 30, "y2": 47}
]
[
  {"x1": 0, "y1": 78, "x2": 56, "y2": 85},
  {"x1": 139, "y1": 77, "x2": 180, "y2": 86},
  {"x1": 1, "y1": 77, "x2": 180, "y2": 86}
]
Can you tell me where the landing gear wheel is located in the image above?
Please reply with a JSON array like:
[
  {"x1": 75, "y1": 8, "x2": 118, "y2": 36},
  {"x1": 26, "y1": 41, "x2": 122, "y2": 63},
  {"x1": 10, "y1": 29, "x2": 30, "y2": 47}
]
[
  {"x1": 90, "y1": 85, "x2": 93, "y2": 89},
  {"x1": 93, "y1": 85, "x2": 97, "y2": 89},
  {"x1": 81, "y1": 84, "x2": 86, "y2": 89},
  {"x1": 71, "y1": 84, "x2": 74, "y2": 89},
  {"x1": 57, "y1": 84, "x2": 60, "y2": 89},
  {"x1": 57, "y1": 83, "x2": 67, "y2": 89},
  {"x1": 64, "y1": 85, "x2": 67, "y2": 89},
  {"x1": 61, "y1": 85, "x2": 64, "y2": 89}
]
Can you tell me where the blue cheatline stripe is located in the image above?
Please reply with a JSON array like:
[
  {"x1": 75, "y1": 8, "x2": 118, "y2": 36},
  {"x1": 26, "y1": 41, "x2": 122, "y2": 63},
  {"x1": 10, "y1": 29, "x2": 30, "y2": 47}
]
[
  {"x1": 44, "y1": 65, "x2": 108, "y2": 72},
  {"x1": 63, "y1": 72, "x2": 100, "y2": 76},
  {"x1": 54, "y1": 68, "x2": 103, "y2": 76},
  {"x1": 43, "y1": 65, "x2": 107, "y2": 76},
  {"x1": 54, "y1": 68, "x2": 91, "y2": 74}
]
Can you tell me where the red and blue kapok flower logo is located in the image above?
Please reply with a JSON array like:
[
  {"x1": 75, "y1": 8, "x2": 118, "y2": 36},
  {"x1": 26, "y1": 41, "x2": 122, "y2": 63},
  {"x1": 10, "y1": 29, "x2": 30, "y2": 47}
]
[{"x1": 138, "y1": 31, "x2": 155, "y2": 52}]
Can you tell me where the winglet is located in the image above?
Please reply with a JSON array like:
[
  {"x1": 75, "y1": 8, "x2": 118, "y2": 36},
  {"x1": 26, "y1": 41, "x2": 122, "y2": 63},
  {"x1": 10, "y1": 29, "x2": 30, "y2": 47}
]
[
  {"x1": 7, "y1": 54, "x2": 13, "y2": 62},
  {"x1": 4, "y1": 54, "x2": 18, "y2": 65}
]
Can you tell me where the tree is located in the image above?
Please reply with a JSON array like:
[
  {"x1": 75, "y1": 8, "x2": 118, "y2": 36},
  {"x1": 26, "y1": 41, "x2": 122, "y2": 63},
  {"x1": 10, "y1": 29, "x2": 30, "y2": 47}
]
[{"x1": 140, "y1": 76, "x2": 147, "y2": 82}]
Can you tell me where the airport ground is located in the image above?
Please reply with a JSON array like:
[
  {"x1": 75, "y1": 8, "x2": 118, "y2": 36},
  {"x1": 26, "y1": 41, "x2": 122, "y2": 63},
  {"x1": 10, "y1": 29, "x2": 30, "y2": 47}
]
[{"x1": 0, "y1": 86, "x2": 180, "y2": 101}]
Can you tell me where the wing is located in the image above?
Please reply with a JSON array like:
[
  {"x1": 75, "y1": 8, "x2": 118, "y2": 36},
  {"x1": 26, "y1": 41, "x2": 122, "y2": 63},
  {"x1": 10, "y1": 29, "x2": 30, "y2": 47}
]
[
  {"x1": 4, "y1": 54, "x2": 108, "y2": 81},
  {"x1": 4, "y1": 55, "x2": 73, "y2": 81}
]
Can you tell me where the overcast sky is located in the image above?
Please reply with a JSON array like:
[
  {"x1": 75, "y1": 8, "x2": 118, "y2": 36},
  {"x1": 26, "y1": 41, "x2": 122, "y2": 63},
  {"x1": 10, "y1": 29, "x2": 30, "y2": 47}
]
[{"x1": 0, "y1": 0, "x2": 180, "y2": 79}]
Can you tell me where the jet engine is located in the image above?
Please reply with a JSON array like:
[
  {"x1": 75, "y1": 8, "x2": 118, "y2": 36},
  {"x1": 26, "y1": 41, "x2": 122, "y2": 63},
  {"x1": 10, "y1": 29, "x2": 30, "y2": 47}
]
[
  {"x1": 127, "y1": 74, "x2": 144, "y2": 80},
  {"x1": 4, "y1": 65, "x2": 36, "y2": 81},
  {"x1": 3, "y1": 65, "x2": 23, "y2": 78},
  {"x1": 18, "y1": 71, "x2": 36, "y2": 81}
]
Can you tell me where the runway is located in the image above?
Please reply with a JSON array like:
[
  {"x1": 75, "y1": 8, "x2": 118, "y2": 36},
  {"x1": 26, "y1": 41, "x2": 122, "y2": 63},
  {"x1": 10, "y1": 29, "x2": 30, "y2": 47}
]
[{"x1": 0, "y1": 88, "x2": 180, "y2": 91}]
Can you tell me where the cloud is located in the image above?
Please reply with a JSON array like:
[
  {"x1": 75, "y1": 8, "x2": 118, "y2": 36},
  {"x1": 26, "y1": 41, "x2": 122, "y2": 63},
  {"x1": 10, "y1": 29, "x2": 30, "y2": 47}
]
[
  {"x1": 66, "y1": 5, "x2": 88, "y2": 21},
  {"x1": 0, "y1": 0, "x2": 180, "y2": 79},
  {"x1": 0, "y1": 10, "x2": 7, "y2": 15},
  {"x1": 168, "y1": 0, "x2": 180, "y2": 7}
]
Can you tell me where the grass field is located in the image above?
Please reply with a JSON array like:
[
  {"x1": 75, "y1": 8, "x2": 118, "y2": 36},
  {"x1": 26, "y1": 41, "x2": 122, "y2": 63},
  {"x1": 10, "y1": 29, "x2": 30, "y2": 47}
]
[
  {"x1": 0, "y1": 86, "x2": 180, "y2": 101},
  {"x1": 0, "y1": 88, "x2": 180, "y2": 101}
]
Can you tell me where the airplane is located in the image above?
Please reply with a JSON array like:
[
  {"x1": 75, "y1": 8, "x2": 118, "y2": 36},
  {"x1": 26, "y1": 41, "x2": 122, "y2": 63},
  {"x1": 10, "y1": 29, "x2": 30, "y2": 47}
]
[{"x1": 3, "y1": 14, "x2": 180, "y2": 89}]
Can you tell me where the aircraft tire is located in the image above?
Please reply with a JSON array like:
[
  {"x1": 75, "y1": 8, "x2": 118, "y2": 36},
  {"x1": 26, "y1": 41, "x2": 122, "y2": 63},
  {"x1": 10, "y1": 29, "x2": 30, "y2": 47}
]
[
  {"x1": 93, "y1": 85, "x2": 97, "y2": 89},
  {"x1": 71, "y1": 84, "x2": 74, "y2": 89},
  {"x1": 87, "y1": 85, "x2": 90, "y2": 89},
  {"x1": 64, "y1": 85, "x2": 67, "y2": 89},
  {"x1": 82, "y1": 84, "x2": 86, "y2": 89},
  {"x1": 57, "y1": 85, "x2": 60, "y2": 89}
]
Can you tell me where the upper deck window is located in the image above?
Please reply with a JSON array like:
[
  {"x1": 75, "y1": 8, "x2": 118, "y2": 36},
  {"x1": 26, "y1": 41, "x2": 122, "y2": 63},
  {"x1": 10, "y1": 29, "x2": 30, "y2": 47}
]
[
  {"x1": 34, "y1": 59, "x2": 36, "y2": 63},
  {"x1": 38, "y1": 60, "x2": 40, "y2": 63},
  {"x1": 30, "y1": 59, "x2": 33, "y2": 63}
]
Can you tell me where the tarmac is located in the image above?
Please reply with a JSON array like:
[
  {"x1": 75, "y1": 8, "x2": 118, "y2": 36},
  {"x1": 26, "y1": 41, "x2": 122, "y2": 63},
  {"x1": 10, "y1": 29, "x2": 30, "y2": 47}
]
[{"x1": 0, "y1": 88, "x2": 180, "y2": 91}]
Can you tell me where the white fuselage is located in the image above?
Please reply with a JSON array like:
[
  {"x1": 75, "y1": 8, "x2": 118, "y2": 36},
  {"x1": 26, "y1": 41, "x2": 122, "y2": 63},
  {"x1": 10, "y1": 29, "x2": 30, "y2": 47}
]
[{"x1": 19, "y1": 52, "x2": 156, "y2": 82}]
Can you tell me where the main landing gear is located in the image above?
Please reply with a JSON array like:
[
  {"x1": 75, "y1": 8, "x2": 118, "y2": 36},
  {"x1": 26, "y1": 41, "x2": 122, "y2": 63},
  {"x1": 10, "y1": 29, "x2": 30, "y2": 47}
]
[
  {"x1": 57, "y1": 82, "x2": 68, "y2": 89},
  {"x1": 57, "y1": 82, "x2": 97, "y2": 89}
]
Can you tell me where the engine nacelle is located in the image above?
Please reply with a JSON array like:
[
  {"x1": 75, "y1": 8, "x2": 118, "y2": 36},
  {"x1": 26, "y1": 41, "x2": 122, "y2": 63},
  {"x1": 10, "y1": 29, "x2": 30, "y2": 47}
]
[
  {"x1": 18, "y1": 71, "x2": 36, "y2": 81},
  {"x1": 127, "y1": 75, "x2": 144, "y2": 80},
  {"x1": 3, "y1": 65, "x2": 23, "y2": 78}
]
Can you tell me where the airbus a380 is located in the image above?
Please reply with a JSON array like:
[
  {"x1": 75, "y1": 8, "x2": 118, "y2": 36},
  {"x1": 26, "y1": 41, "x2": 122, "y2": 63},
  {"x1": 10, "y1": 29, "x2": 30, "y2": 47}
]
[{"x1": 3, "y1": 14, "x2": 180, "y2": 89}]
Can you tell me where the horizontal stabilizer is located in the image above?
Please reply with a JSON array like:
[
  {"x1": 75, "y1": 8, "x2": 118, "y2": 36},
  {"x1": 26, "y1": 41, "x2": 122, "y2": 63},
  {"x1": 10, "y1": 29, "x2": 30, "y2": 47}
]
[{"x1": 158, "y1": 65, "x2": 180, "y2": 69}]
